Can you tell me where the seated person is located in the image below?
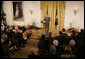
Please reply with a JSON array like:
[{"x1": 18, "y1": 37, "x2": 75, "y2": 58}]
[
  {"x1": 18, "y1": 30, "x2": 25, "y2": 47},
  {"x1": 69, "y1": 39, "x2": 78, "y2": 58},
  {"x1": 28, "y1": 47, "x2": 40, "y2": 59},
  {"x1": 62, "y1": 28, "x2": 68, "y2": 36},
  {"x1": 61, "y1": 45, "x2": 75, "y2": 58},
  {"x1": 1, "y1": 33, "x2": 9, "y2": 57},
  {"x1": 38, "y1": 34, "x2": 49, "y2": 57},
  {"x1": 77, "y1": 29, "x2": 84, "y2": 40},
  {"x1": 8, "y1": 40, "x2": 18, "y2": 51},
  {"x1": 55, "y1": 31, "x2": 67, "y2": 54},
  {"x1": 77, "y1": 29, "x2": 84, "y2": 58},
  {"x1": 1, "y1": 26, "x2": 4, "y2": 35},
  {"x1": 11, "y1": 29, "x2": 19, "y2": 48},
  {"x1": 1, "y1": 33, "x2": 8, "y2": 45},
  {"x1": 62, "y1": 28, "x2": 68, "y2": 45},
  {"x1": 57, "y1": 31, "x2": 66, "y2": 46},
  {"x1": 53, "y1": 39, "x2": 62, "y2": 57},
  {"x1": 22, "y1": 26, "x2": 26, "y2": 32},
  {"x1": 23, "y1": 31, "x2": 28, "y2": 44},
  {"x1": 48, "y1": 44, "x2": 57, "y2": 59},
  {"x1": 8, "y1": 26, "x2": 14, "y2": 39},
  {"x1": 54, "y1": 31, "x2": 62, "y2": 42},
  {"x1": 64, "y1": 45, "x2": 72, "y2": 54},
  {"x1": 70, "y1": 30, "x2": 77, "y2": 41},
  {"x1": 46, "y1": 32, "x2": 53, "y2": 46}
]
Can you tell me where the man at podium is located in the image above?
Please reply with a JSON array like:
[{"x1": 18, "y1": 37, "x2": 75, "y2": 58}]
[
  {"x1": 44, "y1": 15, "x2": 50, "y2": 35},
  {"x1": 41, "y1": 15, "x2": 50, "y2": 35}
]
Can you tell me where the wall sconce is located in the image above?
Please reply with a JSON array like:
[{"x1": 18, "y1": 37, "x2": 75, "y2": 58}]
[
  {"x1": 73, "y1": 7, "x2": 79, "y2": 15},
  {"x1": 29, "y1": 10, "x2": 33, "y2": 14},
  {"x1": 73, "y1": 9, "x2": 77, "y2": 15}
]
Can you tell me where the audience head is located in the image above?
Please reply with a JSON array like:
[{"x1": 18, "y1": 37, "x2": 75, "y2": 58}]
[
  {"x1": 6, "y1": 28, "x2": 9, "y2": 32},
  {"x1": 62, "y1": 28, "x2": 66, "y2": 32},
  {"x1": 13, "y1": 29, "x2": 17, "y2": 33},
  {"x1": 67, "y1": 33, "x2": 71, "y2": 36},
  {"x1": 9, "y1": 26, "x2": 13, "y2": 30},
  {"x1": 49, "y1": 32, "x2": 52, "y2": 37},
  {"x1": 50, "y1": 45, "x2": 56, "y2": 54},
  {"x1": 59, "y1": 31, "x2": 62, "y2": 35},
  {"x1": 19, "y1": 30, "x2": 23, "y2": 33},
  {"x1": 12, "y1": 26, "x2": 14, "y2": 29},
  {"x1": 15, "y1": 26, "x2": 18, "y2": 30},
  {"x1": 53, "y1": 40, "x2": 59, "y2": 46},
  {"x1": 69, "y1": 39, "x2": 75, "y2": 46},
  {"x1": 1, "y1": 22, "x2": 4, "y2": 26},
  {"x1": 65, "y1": 45, "x2": 72, "y2": 54},
  {"x1": 1, "y1": 26, "x2": 4, "y2": 31},
  {"x1": 1, "y1": 33, "x2": 8, "y2": 44},
  {"x1": 80, "y1": 29, "x2": 84, "y2": 32},
  {"x1": 30, "y1": 47, "x2": 37, "y2": 55},
  {"x1": 80, "y1": 29, "x2": 84, "y2": 35},
  {"x1": 71, "y1": 30, "x2": 76, "y2": 35},
  {"x1": 41, "y1": 34, "x2": 45, "y2": 39},
  {"x1": 1, "y1": 33, "x2": 8, "y2": 40}
]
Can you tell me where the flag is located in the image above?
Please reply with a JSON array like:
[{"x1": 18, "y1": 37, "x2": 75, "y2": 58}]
[{"x1": 55, "y1": 6, "x2": 58, "y2": 27}]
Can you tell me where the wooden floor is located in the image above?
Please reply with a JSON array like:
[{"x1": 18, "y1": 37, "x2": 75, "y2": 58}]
[{"x1": 9, "y1": 29, "x2": 59, "y2": 58}]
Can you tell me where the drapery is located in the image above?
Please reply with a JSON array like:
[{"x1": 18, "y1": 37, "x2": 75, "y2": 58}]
[{"x1": 40, "y1": 1, "x2": 65, "y2": 31}]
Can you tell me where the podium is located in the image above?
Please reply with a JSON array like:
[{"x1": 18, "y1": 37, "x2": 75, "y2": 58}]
[{"x1": 41, "y1": 20, "x2": 46, "y2": 35}]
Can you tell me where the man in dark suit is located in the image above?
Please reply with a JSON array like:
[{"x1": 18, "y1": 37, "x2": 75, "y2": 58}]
[
  {"x1": 55, "y1": 31, "x2": 66, "y2": 54},
  {"x1": 46, "y1": 32, "x2": 53, "y2": 53},
  {"x1": 47, "y1": 32, "x2": 53, "y2": 46},
  {"x1": 76, "y1": 29, "x2": 84, "y2": 58},
  {"x1": 44, "y1": 15, "x2": 50, "y2": 35},
  {"x1": 70, "y1": 30, "x2": 77, "y2": 44},
  {"x1": 62, "y1": 28, "x2": 68, "y2": 45},
  {"x1": 38, "y1": 34, "x2": 49, "y2": 58}
]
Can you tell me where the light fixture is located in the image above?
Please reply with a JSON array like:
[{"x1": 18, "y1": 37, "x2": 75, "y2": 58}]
[
  {"x1": 73, "y1": 7, "x2": 79, "y2": 15},
  {"x1": 73, "y1": 9, "x2": 77, "y2": 15},
  {"x1": 29, "y1": 10, "x2": 33, "y2": 14}
]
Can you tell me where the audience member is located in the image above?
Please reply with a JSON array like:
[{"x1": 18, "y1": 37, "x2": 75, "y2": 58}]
[
  {"x1": 38, "y1": 34, "x2": 49, "y2": 58},
  {"x1": 46, "y1": 32, "x2": 53, "y2": 52},
  {"x1": 28, "y1": 47, "x2": 41, "y2": 59},
  {"x1": 1, "y1": 19, "x2": 84, "y2": 58},
  {"x1": 76, "y1": 29, "x2": 84, "y2": 58},
  {"x1": 69, "y1": 39, "x2": 78, "y2": 58},
  {"x1": 18, "y1": 30, "x2": 25, "y2": 47},
  {"x1": 1, "y1": 33, "x2": 9, "y2": 57}
]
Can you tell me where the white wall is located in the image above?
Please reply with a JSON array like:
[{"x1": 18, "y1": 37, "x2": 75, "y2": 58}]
[
  {"x1": 3, "y1": 1, "x2": 84, "y2": 29},
  {"x1": 3, "y1": 1, "x2": 41, "y2": 27},
  {"x1": 64, "y1": 1, "x2": 84, "y2": 30}
]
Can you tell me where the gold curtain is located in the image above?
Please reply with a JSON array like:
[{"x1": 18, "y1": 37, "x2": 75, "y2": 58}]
[{"x1": 40, "y1": 1, "x2": 66, "y2": 31}]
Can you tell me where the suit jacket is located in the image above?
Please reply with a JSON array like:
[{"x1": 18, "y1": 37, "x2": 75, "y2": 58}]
[
  {"x1": 44, "y1": 17, "x2": 50, "y2": 24},
  {"x1": 47, "y1": 36, "x2": 53, "y2": 45},
  {"x1": 38, "y1": 39, "x2": 49, "y2": 50}
]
